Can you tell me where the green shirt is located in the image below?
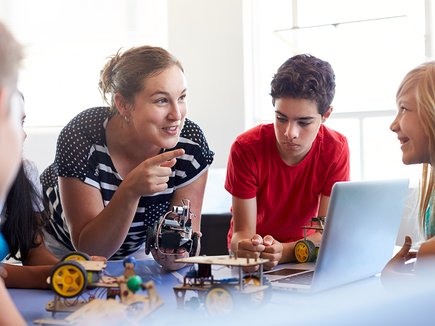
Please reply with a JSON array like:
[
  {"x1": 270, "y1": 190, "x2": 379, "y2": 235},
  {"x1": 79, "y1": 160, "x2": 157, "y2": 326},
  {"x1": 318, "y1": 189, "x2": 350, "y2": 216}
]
[{"x1": 424, "y1": 192, "x2": 435, "y2": 239}]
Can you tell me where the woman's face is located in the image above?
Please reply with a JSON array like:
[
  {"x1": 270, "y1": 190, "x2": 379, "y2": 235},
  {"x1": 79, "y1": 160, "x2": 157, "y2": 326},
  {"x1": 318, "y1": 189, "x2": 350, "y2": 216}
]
[
  {"x1": 128, "y1": 65, "x2": 187, "y2": 151},
  {"x1": 0, "y1": 89, "x2": 24, "y2": 204},
  {"x1": 391, "y1": 86, "x2": 430, "y2": 165}
]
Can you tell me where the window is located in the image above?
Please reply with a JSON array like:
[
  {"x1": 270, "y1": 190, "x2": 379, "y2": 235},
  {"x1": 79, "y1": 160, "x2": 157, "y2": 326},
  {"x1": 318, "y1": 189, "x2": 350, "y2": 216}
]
[{"x1": 245, "y1": 0, "x2": 428, "y2": 181}]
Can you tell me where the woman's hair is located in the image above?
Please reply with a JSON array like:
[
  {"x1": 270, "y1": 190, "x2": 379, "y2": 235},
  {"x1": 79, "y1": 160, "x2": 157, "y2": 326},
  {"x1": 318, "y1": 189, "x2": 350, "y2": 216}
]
[
  {"x1": 2, "y1": 162, "x2": 47, "y2": 261},
  {"x1": 99, "y1": 45, "x2": 184, "y2": 114},
  {"x1": 396, "y1": 61, "x2": 435, "y2": 236},
  {"x1": 270, "y1": 54, "x2": 336, "y2": 116}
]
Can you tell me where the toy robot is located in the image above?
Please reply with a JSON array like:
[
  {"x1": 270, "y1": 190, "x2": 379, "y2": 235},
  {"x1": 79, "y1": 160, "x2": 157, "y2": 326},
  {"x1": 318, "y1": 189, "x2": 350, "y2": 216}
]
[{"x1": 145, "y1": 199, "x2": 199, "y2": 257}]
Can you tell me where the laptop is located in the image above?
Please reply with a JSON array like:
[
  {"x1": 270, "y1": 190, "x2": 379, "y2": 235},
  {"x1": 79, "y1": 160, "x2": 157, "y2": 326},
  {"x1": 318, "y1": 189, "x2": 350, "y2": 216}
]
[{"x1": 265, "y1": 179, "x2": 409, "y2": 293}]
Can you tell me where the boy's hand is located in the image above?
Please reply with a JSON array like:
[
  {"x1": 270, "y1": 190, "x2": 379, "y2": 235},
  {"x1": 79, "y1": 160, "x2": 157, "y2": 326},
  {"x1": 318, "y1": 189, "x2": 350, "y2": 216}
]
[
  {"x1": 237, "y1": 234, "x2": 266, "y2": 272},
  {"x1": 260, "y1": 235, "x2": 283, "y2": 270},
  {"x1": 237, "y1": 234, "x2": 265, "y2": 259}
]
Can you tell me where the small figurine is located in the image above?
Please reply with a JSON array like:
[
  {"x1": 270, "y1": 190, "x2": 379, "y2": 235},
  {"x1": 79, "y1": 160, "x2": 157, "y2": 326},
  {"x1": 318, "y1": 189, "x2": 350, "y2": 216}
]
[
  {"x1": 123, "y1": 256, "x2": 137, "y2": 279},
  {"x1": 145, "y1": 199, "x2": 200, "y2": 257},
  {"x1": 294, "y1": 216, "x2": 326, "y2": 263}
]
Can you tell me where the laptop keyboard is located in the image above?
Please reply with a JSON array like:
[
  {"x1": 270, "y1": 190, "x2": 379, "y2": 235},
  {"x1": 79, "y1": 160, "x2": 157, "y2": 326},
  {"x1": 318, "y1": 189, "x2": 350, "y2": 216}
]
[{"x1": 279, "y1": 270, "x2": 314, "y2": 285}]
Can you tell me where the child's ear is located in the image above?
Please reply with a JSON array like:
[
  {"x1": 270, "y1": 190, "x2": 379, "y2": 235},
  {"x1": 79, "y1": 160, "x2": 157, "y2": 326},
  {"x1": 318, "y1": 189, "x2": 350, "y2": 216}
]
[{"x1": 322, "y1": 106, "x2": 333, "y2": 122}]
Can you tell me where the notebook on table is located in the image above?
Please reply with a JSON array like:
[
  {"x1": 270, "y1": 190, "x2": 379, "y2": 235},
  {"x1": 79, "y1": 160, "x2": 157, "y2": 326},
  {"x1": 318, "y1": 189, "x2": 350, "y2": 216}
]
[{"x1": 265, "y1": 179, "x2": 409, "y2": 293}]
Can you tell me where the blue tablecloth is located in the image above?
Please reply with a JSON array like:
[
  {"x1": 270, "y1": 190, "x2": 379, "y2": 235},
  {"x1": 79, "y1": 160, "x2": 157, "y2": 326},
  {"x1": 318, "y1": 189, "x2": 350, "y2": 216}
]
[{"x1": 9, "y1": 259, "x2": 435, "y2": 325}]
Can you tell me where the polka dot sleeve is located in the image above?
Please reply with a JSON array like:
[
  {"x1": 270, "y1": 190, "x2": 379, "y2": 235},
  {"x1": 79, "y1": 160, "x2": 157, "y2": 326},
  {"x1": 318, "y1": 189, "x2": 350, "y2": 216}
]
[{"x1": 55, "y1": 107, "x2": 108, "y2": 181}]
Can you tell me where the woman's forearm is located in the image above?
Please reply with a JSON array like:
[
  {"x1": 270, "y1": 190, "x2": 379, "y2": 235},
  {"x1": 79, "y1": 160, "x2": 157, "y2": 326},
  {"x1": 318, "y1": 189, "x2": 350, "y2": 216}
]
[{"x1": 74, "y1": 185, "x2": 140, "y2": 257}]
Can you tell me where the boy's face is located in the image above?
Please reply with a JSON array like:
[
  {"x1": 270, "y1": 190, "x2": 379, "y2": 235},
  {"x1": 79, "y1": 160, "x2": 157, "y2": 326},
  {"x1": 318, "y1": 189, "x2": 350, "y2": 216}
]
[{"x1": 274, "y1": 97, "x2": 331, "y2": 165}]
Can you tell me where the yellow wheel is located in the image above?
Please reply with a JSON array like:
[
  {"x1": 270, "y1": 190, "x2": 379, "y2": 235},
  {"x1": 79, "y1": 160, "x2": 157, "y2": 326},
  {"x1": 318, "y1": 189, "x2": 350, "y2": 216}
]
[
  {"x1": 51, "y1": 261, "x2": 88, "y2": 298},
  {"x1": 243, "y1": 275, "x2": 268, "y2": 305},
  {"x1": 204, "y1": 286, "x2": 234, "y2": 315},
  {"x1": 243, "y1": 275, "x2": 261, "y2": 286},
  {"x1": 294, "y1": 240, "x2": 316, "y2": 263},
  {"x1": 61, "y1": 251, "x2": 91, "y2": 261}
]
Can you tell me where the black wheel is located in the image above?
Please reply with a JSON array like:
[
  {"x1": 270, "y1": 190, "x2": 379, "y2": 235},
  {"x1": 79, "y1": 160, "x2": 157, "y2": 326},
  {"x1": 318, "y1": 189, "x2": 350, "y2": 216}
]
[
  {"x1": 185, "y1": 296, "x2": 201, "y2": 310},
  {"x1": 204, "y1": 285, "x2": 234, "y2": 315},
  {"x1": 190, "y1": 232, "x2": 200, "y2": 257},
  {"x1": 145, "y1": 226, "x2": 155, "y2": 255},
  {"x1": 50, "y1": 260, "x2": 88, "y2": 298},
  {"x1": 61, "y1": 251, "x2": 91, "y2": 261}
]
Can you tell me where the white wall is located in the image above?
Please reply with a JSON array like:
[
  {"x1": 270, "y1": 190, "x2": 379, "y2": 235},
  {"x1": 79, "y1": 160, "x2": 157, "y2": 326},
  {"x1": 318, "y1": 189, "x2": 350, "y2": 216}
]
[
  {"x1": 22, "y1": 0, "x2": 242, "y2": 213},
  {"x1": 23, "y1": 0, "x2": 245, "y2": 171},
  {"x1": 167, "y1": 0, "x2": 245, "y2": 168}
]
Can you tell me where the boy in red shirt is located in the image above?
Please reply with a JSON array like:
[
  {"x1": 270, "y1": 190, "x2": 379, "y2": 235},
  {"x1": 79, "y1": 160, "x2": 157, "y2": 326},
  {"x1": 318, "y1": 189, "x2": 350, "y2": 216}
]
[{"x1": 225, "y1": 54, "x2": 350, "y2": 270}]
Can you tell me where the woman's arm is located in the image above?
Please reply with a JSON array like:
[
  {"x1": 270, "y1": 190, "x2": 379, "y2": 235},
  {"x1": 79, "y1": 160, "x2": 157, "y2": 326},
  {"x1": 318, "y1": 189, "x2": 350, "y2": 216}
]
[
  {"x1": 60, "y1": 149, "x2": 184, "y2": 258},
  {"x1": 59, "y1": 177, "x2": 139, "y2": 258}
]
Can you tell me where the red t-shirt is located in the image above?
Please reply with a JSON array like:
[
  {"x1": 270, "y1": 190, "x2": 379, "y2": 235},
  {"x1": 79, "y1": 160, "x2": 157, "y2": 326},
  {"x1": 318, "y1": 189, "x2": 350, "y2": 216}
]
[{"x1": 225, "y1": 123, "x2": 350, "y2": 246}]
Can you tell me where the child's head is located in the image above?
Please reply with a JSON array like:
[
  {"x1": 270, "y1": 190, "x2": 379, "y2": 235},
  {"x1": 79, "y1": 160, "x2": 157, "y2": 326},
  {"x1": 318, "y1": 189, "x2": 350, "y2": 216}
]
[
  {"x1": 270, "y1": 54, "x2": 335, "y2": 116},
  {"x1": 392, "y1": 61, "x2": 435, "y2": 166},
  {"x1": 392, "y1": 61, "x2": 435, "y2": 235},
  {"x1": 0, "y1": 22, "x2": 23, "y2": 208}
]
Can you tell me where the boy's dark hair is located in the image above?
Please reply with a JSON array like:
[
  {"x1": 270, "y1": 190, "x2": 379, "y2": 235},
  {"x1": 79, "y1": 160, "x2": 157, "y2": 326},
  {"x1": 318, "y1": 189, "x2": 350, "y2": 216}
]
[
  {"x1": 3, "y1": 162, "x2": 47, "y2": 261},
  {"x1": 270, "y1": 54, "x2": 335, "y2": 116}
]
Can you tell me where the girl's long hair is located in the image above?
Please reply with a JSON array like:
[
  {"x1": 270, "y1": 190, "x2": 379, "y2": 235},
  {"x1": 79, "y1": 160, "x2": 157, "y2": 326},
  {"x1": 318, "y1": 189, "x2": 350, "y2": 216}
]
[
  {"x1": 2, "y1": 162, "x2": 47, "y2": 261},
  {"x1": 396, "y1": 61, "x2": 435, "y2": 237}
]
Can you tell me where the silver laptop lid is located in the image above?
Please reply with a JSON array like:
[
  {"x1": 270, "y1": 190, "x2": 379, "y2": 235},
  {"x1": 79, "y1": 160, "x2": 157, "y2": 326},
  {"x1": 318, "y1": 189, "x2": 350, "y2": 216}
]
[{"x1": 311, "y1": 179, "x2": 409, "y2": 292}]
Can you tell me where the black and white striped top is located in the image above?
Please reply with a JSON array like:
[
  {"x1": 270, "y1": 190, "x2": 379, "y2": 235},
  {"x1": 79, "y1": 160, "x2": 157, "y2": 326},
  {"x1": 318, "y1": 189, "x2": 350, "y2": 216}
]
[{"x1": 40, "y1": 107, "x2": 214, "y2": 260}]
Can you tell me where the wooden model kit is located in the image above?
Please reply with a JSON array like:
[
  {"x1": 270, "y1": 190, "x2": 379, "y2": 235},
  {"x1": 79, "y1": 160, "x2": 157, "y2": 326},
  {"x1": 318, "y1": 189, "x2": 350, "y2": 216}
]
[
  {"x1": 33, "y1": 254, "x2": 163, "y2": 325},
  {"x1": 173, "y1": 255, "x2": 272, "y2": 315}
]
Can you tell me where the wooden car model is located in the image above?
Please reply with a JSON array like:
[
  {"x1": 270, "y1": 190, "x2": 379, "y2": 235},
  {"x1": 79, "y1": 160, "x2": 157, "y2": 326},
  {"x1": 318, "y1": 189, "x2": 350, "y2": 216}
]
[
  {"x1": 36, "y1": 253, "x2": 163, "y2": 324},
  {"x1": 173, "y1": 255, "x2": 272, "y2": 315}
]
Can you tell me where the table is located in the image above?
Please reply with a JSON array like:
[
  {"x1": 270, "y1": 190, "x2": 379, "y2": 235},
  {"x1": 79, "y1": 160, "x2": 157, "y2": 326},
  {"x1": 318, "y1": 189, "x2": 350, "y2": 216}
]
[{"x1": 9, "y1": 258, "x2": 435, "y2": 325}]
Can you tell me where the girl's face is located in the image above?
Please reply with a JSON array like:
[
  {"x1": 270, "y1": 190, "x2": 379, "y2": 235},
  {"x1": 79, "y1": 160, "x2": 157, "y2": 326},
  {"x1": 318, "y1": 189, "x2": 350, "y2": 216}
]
[
  {"x1": 274, "y1": 97, "x2": 331, "y2": 165},
  {"x1": 391, "y1": 87, "x2": 430, "y2": 165},
  {"x1": 128, "y1": 65, "x2": 187, "y2": 151}
]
